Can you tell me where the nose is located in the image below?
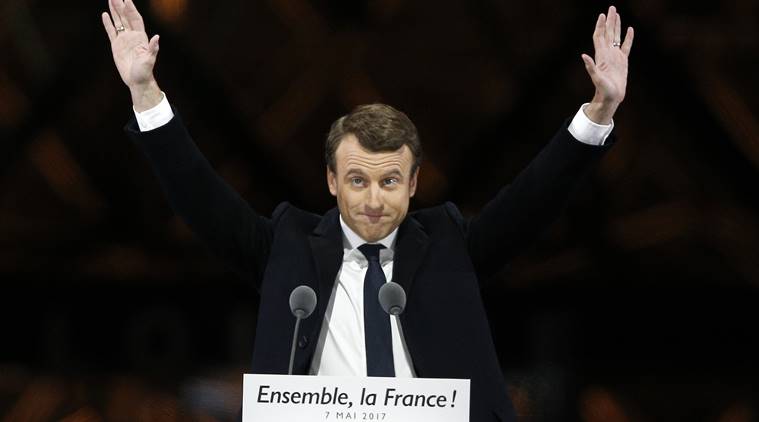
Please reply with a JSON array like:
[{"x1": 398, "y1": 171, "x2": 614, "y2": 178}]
[{"x1": 365, "y1": 184, "x2": 384, "y2": 212}]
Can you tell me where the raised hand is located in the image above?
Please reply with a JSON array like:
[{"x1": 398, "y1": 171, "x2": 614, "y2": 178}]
[
  {"x1": 581, "y1": 5, "x2": 634, "y2": 124},
  {"x1": 101, "y1": 0, "x2": 163, "y2": 111}
]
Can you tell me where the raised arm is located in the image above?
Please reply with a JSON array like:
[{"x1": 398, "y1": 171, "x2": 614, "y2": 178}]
[
  {"x1": 102, "y1": 0, "x2": 275, "y2": 287},
  {"x1": 465, "y1": 6, "x2": 634, "y2": 278}
]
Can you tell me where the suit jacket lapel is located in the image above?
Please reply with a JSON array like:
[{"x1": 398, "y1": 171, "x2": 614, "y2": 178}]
[
  {"x1": 292, "y1": 207, "x2": 343, "y2": 374},
  {"x1": 393, "y1": 214, "x2": 430, "y2": 306},
  {"x1": 308, "y1": 207, "x2": 344, "y2": 323}
]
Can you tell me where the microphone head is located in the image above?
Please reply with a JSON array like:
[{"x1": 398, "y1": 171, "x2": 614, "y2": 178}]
[
  {"x1": 289, "y1": 285, "x2": 317, "y2": 319},
  {"x1": 379, "y1": 282, "x2": 407, "y2": 316}
]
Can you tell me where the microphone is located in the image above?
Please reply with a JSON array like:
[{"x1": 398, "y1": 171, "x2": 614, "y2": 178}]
[
  {"x1": 288, "y1": 285, "x2": 317, "y2": 375},
  {"x1": 378, "y1": 282, "x2": 407, "y2": 316}
]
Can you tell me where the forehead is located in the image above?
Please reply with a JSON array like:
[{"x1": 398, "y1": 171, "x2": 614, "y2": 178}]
[{"x1": 335, "y1": 134, "x2": 413, "y2": 173}]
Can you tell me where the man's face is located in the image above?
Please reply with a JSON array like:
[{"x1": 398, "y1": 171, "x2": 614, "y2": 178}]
[{"x1": 327, "y1": 134, "x2": 418, "y2": 243}]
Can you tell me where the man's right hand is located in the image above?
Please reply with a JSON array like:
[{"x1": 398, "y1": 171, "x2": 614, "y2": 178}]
[{"x1": 102, "y1": 0, "x2": 163, "y2": 111}]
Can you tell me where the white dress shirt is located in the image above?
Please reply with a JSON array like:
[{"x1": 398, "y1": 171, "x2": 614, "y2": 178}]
[{"x1": 133, "y1": 93, "x2": 614, "y2": 377}]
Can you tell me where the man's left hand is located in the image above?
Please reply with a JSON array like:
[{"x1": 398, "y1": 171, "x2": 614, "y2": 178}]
[{"x1": 582, "y1": 5, "x2": 634, "y2": 125}]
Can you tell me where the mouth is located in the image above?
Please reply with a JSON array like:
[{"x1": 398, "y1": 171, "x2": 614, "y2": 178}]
[{"x1": 361, "y1": 213, "x2": 385, "y2": 223}]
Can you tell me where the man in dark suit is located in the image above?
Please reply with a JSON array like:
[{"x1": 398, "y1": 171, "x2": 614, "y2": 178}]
[{"x1": 102, "y1": 1, "x2": 633, "y2": 420}]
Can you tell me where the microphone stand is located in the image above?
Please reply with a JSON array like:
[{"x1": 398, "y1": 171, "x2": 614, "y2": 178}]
[{"x1": 288, "y1": 310, "x2": 304, "y2": 375}]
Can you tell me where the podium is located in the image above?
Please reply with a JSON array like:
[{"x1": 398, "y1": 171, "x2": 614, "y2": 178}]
[{"x1": 242, "y1": 374, "x2": 470, "y2": 421}]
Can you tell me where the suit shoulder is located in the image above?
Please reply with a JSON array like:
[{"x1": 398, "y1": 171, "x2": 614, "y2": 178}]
[
  {"x1": 409, "y1": 202, "x2": 467, "y2": 234},
  {"x1": 411, "y1": 202, "x2": 464, "y2": 222},
  {"x1": 270, "y1": 202, "x2": 322, "y2": 230}
]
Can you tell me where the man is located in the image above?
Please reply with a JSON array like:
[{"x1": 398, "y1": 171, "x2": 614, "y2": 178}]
[{"x1": 101, "y1": 1, "x2": 633, "y2": 420}]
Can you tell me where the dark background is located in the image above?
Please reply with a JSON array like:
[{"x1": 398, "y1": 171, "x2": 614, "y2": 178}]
[{"x1": 1, "y1": 0, "x2": 758, "y2": 420}]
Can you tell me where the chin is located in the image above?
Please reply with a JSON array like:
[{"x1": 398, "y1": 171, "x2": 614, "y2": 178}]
[
  {"x1": 359, "y1": 227, "x2": 388, "y2": 242},
  {"x1": 360, "y1": 232, "x2": 382, "y2": 243}
]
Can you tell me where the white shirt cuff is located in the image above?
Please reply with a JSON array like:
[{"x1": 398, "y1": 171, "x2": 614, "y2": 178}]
[
  {"x1": 567, "y1": 103, "x2": 614, "y2": 146},
  {"x1": 133, "y1": 92, "x2": 174, "y2": 132}
]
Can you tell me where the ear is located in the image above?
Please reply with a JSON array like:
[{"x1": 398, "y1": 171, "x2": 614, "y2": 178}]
[
  {"x1": 409, "y1": 167, "x2": 419, "y2": 198},
  {"x1": 327, "y1": 166, "x2": 337, "y2": 197}
]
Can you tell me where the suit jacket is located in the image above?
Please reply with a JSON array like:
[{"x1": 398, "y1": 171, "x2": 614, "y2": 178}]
[{"x1": 126, "y1": 111, "x2": 613, "y2": 422}]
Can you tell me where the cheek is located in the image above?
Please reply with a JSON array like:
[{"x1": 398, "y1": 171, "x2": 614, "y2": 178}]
[
  {"x1": 338, "y1": 188, "x2": 362, "y2": 209},
  {"x1": 387, "y1": 189, "x2": 411, "y2": 214}
]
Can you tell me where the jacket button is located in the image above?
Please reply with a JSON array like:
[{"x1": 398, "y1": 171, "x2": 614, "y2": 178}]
[{"x1": 298, "y1": 335, "x2": 308, "y2": 349}]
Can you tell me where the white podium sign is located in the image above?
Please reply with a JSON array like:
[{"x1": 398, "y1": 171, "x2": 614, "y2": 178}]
[{"x1": 243, "y1": 374, "x2": 470, "y2": 422}]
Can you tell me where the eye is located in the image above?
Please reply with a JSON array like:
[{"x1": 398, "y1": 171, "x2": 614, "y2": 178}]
[
  {"x1": 383, "y1": 178, "x2": 399, "y2": 186},
  {"x1": 351, "y1": 177, "x2": 364, "y2": 186}
]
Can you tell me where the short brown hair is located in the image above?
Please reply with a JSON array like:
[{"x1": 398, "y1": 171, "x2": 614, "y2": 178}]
[{"x1": 325, "y1": 104, "x2": 422, "y2": 173}]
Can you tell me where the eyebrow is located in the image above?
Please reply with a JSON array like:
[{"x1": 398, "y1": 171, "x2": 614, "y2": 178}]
[
  {"x1": 382, "y1": 170, "x2": 403, "y2": 179},
  {"x1": 345, "y1": 168, "x2": 404, "y2": 179},
  {"x1": 345, "y1": 168, "x2": 368, "y2": 177}
]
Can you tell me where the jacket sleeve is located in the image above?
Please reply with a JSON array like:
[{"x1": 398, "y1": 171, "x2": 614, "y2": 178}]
[
  {"x1": 459, "y1": 119, "x2": 615, "y2": 280},
  {"x1": 125, "y1": 111, "x2": 276, "y2": 290}
]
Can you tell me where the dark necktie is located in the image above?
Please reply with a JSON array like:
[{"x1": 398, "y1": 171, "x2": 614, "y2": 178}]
[{"x1": 358, "y1": 244, "x2": 395, "y2": 377}]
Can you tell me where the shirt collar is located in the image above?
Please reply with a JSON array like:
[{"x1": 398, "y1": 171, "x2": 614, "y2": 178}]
[{"x1": 339, "y1": 214, "x2": 397, "y2": 252}]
